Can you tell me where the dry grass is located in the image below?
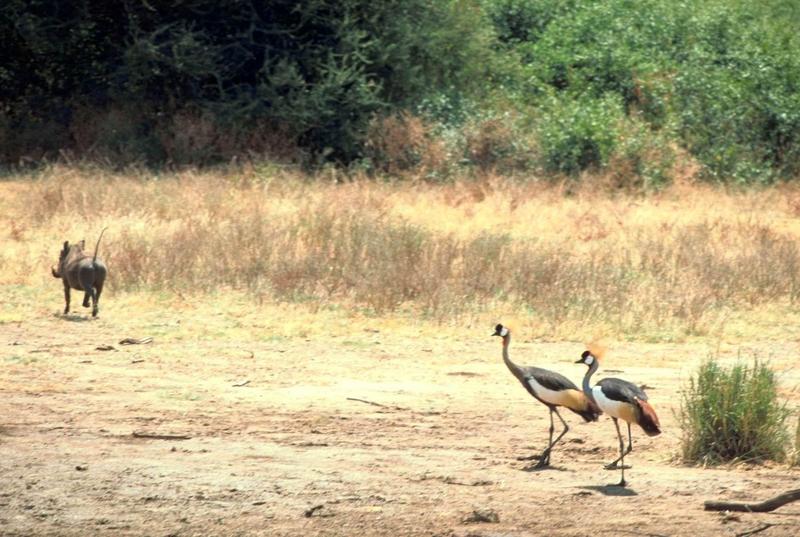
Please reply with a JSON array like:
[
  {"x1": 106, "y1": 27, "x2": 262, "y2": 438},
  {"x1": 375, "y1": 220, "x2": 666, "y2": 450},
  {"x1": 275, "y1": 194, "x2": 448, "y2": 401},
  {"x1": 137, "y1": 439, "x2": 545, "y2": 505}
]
[{"x1": 4, "y1": 164, "x2": 800, "y2": 340}]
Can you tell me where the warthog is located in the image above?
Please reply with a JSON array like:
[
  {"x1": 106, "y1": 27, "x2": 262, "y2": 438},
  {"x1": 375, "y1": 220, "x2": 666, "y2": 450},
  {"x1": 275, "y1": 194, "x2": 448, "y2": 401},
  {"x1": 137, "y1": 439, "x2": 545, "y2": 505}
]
[{"x1": 51, "y1": 228, "x2": 108, "y2": 317}]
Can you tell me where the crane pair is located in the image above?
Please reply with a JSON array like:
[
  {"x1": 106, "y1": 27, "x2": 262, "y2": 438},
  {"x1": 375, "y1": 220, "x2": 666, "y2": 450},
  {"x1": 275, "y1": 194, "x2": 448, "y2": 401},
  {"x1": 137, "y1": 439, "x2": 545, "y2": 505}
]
[{"x1": 492, "y1": 323, "x2": 660, "y2": 487}]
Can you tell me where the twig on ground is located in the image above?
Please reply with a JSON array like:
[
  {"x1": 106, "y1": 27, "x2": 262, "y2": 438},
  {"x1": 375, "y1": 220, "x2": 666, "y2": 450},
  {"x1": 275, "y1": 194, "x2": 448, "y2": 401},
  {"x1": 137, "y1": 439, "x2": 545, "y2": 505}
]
[
  {"x1": 410, "y1": 473, "x2": 493, "y2": 487},
  {"x1": 704, "y1": 489, "x2": 800, "y2": 512},
  {"x1": 736, "y1": 524, "x2": 774, "y2": 537},
  {"x1": 346, "y1": 397, "x2": 408, "y2": 411},
  {"x1": 132, "y1": 432, "x2": 191, "y2": 441},
  {"x1": 613, "y1": 530, "x2": 668, "y2": 537},
  {"x1": 233, "y1": 380, "x2": 250, "y2": 387},
  {"x1": 119, "y1": 337, "x2": 153, "y2": 345}
]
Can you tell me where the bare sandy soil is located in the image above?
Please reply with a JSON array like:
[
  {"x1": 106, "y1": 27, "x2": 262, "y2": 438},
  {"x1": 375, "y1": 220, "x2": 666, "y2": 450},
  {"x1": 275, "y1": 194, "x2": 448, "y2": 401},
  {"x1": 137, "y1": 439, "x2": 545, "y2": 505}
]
[{"x1": 2, "y1": 309, "x2": 800, "y2": 537}]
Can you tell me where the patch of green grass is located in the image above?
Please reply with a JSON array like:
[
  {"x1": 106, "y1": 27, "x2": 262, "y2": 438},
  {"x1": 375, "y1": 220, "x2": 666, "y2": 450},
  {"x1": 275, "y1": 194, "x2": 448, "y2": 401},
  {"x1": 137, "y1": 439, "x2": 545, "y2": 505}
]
[{"x1": 679, "y1": 357, "x2": 789, "y2": 464}]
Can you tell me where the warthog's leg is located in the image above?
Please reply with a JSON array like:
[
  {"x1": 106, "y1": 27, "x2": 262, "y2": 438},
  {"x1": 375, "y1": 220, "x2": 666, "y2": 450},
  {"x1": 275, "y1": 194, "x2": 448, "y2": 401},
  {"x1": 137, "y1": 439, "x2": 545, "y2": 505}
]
[
  {"x1": 92, "y1": 281, "x2": 103, "y2": 317},
  {"x1": 63, "y1": 282, "x2": 71, "y2": 314},
  {"x1": 80, "y1": 267, "x2": 94, "y2": 308}
]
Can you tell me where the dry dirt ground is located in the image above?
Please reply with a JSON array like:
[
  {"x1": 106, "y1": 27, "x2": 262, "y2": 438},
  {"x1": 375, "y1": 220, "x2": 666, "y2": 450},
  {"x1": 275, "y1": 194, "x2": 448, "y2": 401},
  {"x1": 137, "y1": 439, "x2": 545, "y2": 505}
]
[{"x1": 2, "y1": 305, "x2": 800, "y2": 537}]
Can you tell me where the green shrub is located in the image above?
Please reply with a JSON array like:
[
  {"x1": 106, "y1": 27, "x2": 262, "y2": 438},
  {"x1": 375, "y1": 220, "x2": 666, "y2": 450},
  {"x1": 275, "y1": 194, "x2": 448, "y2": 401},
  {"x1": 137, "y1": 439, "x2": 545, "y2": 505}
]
[
  {"x1": 499, "y1": 0, "x2": 800, "y2": 184},
  {"x1": 674, "y1": 8, "x2": 800, "y2": 183},
  {"x1": 679, "y1": 358, "x2": 789, "y2": 464},
  {"x1": 483, "y1": 0, "x2": 581, "y2": 46},
  {"x1": 607, "y1": 117, "x2": 676, "y2": 190},
  {"x1": 536, "y1": 94, "x2": 623, "y2": 174}
]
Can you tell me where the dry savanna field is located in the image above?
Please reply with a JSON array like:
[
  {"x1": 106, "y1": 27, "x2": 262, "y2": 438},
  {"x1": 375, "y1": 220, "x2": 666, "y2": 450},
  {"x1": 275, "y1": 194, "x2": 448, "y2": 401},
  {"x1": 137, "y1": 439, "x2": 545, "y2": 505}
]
[{"x1": 2, "y1": 166, "x2": 800, "y2": 536}]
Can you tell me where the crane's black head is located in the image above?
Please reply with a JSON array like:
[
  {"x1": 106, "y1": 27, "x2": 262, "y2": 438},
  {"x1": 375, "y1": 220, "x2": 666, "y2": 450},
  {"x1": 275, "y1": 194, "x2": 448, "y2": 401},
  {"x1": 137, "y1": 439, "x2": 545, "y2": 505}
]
[
  {"x1": 492, "y1": 323, "x2": 509, "y2": 337},
  {"x1": 575, "y1": 350, "x2": 596, "y2": 365}
]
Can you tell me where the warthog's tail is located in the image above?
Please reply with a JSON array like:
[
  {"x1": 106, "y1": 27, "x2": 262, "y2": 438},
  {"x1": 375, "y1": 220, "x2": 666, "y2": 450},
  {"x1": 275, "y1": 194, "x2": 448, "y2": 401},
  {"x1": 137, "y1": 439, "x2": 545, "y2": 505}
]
[{"x1": 93, "y1": 227, "x2": 108, "y2": 265}]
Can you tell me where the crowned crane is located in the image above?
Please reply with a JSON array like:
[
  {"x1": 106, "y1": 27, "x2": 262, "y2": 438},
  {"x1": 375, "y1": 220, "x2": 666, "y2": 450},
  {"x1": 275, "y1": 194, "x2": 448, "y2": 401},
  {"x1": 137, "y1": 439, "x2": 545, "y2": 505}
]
[
  {"x1": 575, "y1": 350, "x2": 660, "y2": 487},
  {"x1": 493, "y1": 324, "x2": 600, "y2": 469}
]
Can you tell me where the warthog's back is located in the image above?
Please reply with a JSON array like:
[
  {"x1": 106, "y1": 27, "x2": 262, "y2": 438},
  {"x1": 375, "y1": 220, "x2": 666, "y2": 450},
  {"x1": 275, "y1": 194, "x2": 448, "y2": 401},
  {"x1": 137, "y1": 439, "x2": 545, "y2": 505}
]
[{"x1": 65, "y1": 256, "x2": 107, "y2": 291}]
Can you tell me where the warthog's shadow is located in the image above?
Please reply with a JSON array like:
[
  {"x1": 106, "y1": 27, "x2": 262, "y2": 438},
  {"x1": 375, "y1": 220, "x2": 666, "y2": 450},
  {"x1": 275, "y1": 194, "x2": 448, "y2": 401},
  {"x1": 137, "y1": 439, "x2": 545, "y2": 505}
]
[{"x1": 58, "y1": 313, "x2": 94, "y2": 323}]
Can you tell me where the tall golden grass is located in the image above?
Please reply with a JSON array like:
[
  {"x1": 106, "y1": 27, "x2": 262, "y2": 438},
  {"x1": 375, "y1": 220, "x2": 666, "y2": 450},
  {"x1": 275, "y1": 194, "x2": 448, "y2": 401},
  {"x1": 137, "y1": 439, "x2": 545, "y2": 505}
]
[{"x1": 4, "y1": 164, "x2": 800, "y2": 339}]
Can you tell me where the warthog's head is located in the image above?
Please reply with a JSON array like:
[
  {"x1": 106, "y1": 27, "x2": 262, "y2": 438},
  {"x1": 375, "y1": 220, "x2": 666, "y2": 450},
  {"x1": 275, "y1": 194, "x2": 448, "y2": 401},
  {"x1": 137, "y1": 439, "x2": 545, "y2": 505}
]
[{"x1": 51, "y1": 240, "x2": 85, "y2": 278}]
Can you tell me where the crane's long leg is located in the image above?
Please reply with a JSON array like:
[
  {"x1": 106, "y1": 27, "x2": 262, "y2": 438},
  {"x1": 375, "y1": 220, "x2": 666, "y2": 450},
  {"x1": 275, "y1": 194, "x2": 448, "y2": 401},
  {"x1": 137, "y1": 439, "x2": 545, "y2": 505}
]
[
  {"x1": 611, "y1": 418, "x2": 627, "y2": 487},
  {"x1": 531, "y1": 408, "x2": 556, "y2": 468},
  {"x1": 545, "y1": 407, "x2": 570, "y2": 459},
  {"x1": 520, "y1": 408, "x2": 554, "y2": 467},
  {"x1": 604, "y1": 421, "x2": 633, "y2": 469}
]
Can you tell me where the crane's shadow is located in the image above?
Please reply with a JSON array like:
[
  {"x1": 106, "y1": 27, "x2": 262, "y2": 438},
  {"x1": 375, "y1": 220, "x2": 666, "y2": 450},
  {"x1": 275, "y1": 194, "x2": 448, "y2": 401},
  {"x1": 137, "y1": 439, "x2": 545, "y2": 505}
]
[
  {"x1": 520, "y1": 464, "x2": 569, "y2": 473},
  {"x1": 579, "y1": 484, "x2": 638, "y2": 497}
]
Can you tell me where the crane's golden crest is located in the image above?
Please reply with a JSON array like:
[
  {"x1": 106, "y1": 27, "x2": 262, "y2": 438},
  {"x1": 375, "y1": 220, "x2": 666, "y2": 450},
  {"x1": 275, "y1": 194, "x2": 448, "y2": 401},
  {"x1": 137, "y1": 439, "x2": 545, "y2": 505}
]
[{"x1": 585, "y1": 341, "x2": 607, "y2": 361}]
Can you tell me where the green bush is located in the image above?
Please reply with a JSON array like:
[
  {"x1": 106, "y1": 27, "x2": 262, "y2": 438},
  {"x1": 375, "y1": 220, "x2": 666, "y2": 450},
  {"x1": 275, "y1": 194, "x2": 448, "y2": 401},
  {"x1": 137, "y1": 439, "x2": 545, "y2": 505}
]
[
  {"x1": 491, "y1": 0, "x2": 800, "y2": 184},
  {"x1": 608, "y1": 117, "x2": 676, "y2": 190},
  {"x1": 679, "y1": 358, "x2": 789, "y2": 464},
  {"x1": 674, "y1": 7, "x2": 800, "y2": 183},
  {"x1": 483, "y1": 0, "x2": 581, "y2": 47},
  {"x1": 536, "y1": 94, "x2": 623, "y2": 174}
]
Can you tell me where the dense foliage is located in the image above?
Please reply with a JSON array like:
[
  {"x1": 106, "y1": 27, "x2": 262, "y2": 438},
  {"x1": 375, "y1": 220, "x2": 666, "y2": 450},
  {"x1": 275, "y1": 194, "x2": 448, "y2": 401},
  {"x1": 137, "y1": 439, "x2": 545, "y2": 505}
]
[
  {"x1": 1, "y1": 0, "x2": 799, "y2": 183},
  {"x1": 0, "y1": 0, "x2": 492, "y2": 164}
]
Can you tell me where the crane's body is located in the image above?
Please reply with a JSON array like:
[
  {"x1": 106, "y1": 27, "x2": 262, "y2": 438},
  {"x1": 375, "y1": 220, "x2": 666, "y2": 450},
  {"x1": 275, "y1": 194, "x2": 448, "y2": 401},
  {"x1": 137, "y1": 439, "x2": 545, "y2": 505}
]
[
  {"x1": 577, "y1": 350, "x2": 660, "y2": 486},
  {"x1": 516, "y1": 365, "x2": 600, "y2": 422},
  {"x1": 494, "y1": 324, "x2": 599, "y2": 469}
]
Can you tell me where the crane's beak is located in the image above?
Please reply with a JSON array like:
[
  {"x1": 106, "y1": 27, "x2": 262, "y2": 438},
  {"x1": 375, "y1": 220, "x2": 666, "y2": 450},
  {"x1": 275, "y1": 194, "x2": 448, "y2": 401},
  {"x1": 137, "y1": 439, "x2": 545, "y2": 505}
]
[
  {"x1": 574, "y1": 358, "x2": 584, "y2": 363},
  {"x1": 491, "y1": 332, "x2": 499, "y2": 337}
]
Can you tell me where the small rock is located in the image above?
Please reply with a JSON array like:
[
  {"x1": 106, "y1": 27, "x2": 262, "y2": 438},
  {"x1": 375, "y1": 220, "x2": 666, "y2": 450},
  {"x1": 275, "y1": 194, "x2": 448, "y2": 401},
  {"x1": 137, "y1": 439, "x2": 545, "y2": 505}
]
[
  {"x1": 75, "y1": 465, "x2": 88, "y2": 471},
  {"x1": 462, "y1": 508, "x2": 499, "y2": 524},
  {"x1": 304, "y1": 504, "x2": 334, "y2": 518}
]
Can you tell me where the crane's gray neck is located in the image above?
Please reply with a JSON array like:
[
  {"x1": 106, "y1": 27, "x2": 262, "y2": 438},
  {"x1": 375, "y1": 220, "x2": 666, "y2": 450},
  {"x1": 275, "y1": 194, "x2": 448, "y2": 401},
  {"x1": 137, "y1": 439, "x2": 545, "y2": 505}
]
[
  {"x1": 502, "y1": 334, "x2": 526, "y2": 383},
  {"x1": 582, "y1": 359, "x2": 599, "y2": 401}
]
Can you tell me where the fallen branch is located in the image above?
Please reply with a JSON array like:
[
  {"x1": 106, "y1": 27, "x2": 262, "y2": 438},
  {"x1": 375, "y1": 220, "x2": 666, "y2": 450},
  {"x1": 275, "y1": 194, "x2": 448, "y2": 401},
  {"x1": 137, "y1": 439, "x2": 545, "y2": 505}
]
[
  {"x1": 132, "y1": 432, "x2": 191, "y2": 441},
  {"x1": 704, "y1": 488, "x2": 800, "y2": 512},
  {"x1": 233, "y1": 380, "x2": 250, "y2": 387}
]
